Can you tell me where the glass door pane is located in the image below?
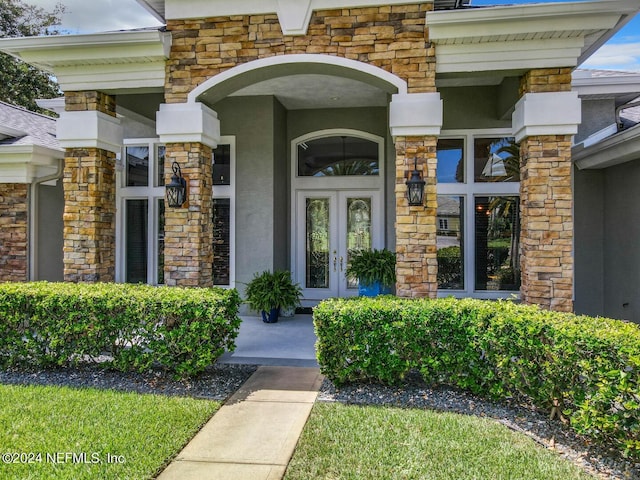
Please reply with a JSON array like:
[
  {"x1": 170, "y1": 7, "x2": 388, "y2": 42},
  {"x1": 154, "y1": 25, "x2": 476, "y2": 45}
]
[
  {"x1": 126, "y1": 199, "x2": 148, "y2": 283},
  {"x1": 306, "y1": 198, "x2": 331, "y2": 289},
  {"x1": 345, "y1": 197, "x2": 372, "y2": 289}
]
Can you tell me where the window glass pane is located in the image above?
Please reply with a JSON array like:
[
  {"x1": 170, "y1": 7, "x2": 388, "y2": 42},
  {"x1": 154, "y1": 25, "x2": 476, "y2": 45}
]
[
  {"x1": 213, "y1": 144, "x2": 231, "y2": 185},
  {"x1": 306, "y1": 198, "x2": 330, "y2": 288},
  {"x1": 346, "y1": 197, "x2": 372, "y2": 289},
  {"x1": 157, "y1": 199, "x2": 164, "y2": 285},
  {"x1": 156, "y1": 146, "x2": 166, "y2": 188},
  {"x1": 126, "y1": 199, "x2": 148, "y2": 283},
  {"x1": 298, "y1": 136, "x2": 379, "y2": 176},
  {"x1": 212, "y1": 198, "x2": 231, "y2": 285},
  {"x1": 475, "y1": 196, "x2": 520, "y2": 291},
  {"x1": 473, "y1": 137, "x2": 519, "y2": 183},
  {"x1": 437, "y1": 138, "x2": 464, "y2": 183},
  {"x1": 126, "y1": 146, "x2": 149, "y2": 187},
  {"x1": 437, "y1": 196, "x2": 464, "y2": 290}
]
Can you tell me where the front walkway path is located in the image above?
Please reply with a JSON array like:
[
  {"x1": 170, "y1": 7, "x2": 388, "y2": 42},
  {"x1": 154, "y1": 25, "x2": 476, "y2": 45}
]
[{"x1": 157, "y1": 366, "x2": 324, "y2": 480}]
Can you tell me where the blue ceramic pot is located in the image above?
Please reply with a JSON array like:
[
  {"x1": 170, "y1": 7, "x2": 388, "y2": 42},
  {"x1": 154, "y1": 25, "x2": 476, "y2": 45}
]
[
  {"x1": 261, "y1": 307, "x2": 280, "y2": 323},
  {"x1": 358, "y1": 281, "x2": 392, "y2": 297}
]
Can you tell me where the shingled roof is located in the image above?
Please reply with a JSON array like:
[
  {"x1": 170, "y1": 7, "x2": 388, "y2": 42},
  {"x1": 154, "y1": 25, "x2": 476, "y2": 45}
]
[{"x1": 0, "y1": 101, "x2": 60, "y2": 152}]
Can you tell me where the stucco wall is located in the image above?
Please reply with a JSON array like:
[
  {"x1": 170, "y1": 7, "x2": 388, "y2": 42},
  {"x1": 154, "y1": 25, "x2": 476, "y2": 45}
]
[
  {"x1": 440, "y1": 85, "x2": 514, "y2": 130},
  {"x1": 573, "y1": 167, "x2": 604, "y2": 317},
  {"x1": 575, "y1": 99, "x2": 616, "y2": 144},
  {"x1": 37, "y1": 181, "x2": 64, "y2": 281},
  {"x1": 603, "y1": 158, "x2": 640, "y2": 322},
  {"x1": 273, "y1": 98, "x2": 289, "y2": 271},
  {"x1": 214, "y1": 96, "x2": 279, "y2": 288}
]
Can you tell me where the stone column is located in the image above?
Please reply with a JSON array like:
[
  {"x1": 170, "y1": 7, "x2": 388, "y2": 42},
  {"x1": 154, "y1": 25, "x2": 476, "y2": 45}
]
[
  {"x1": 514, "y1": 68, "x2": 580, "y2": 312},
  {"x1": 390, "y1": 93, "x2": 443, "y2": 298},
  {"x1": 0, "y1": 184, "x2": 28, "y2": 282},
  {"x1": 163, "y1": 143, "x2": 214, "y2": 287},
  {"x1": 157, "y1": 102, "x2": 220, "y2": 287},
  {"x1": 59, "y1": 91, "x2": 122, "y2": 282}
]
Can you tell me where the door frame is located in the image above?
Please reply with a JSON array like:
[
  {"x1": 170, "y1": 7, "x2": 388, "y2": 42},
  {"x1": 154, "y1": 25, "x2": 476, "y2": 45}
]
[{"x1": 290, "y1": 129, "x2": 386, "y2": 304}]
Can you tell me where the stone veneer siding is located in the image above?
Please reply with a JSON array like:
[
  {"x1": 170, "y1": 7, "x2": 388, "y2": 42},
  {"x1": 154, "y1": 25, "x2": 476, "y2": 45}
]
[
  {"x1": 165, "y1": 4, "x2": 438, "y2": 295},
  {"x1": 0, "y1": 184, "x2": 28, "y2": 282},
  {"x1": 395, "y1": 136, "x2": 438, "y2": 298},
  {"x1": 164, "y1": 143, "x2": 213, "y2": 287},
  {"x1": 519, "y1": 68, "x2": 573, "y2": 311},
  {"x1": 62, "y1": 91, "x2": 117, "y2": 282}
]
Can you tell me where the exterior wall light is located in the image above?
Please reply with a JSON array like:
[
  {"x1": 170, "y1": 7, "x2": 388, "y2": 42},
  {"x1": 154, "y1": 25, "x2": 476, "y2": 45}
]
[
  {"x1": 166, "y1": 162, "x2": 187, "y2": 208},
  {"x1": 405, "y1": 158, "x2": 426, "y2": 206}
]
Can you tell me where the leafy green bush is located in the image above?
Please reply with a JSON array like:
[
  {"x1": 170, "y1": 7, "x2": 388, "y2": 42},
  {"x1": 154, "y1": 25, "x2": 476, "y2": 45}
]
[
  {"x1": 436, "y1": 246, "x2": 462, "y2": 288},
  {"x1": 314, "y1": 297, "x2": 640, "y2": 458},
  {"x1": 0, "y1": 282, "x2": 241, "y2": 377}
]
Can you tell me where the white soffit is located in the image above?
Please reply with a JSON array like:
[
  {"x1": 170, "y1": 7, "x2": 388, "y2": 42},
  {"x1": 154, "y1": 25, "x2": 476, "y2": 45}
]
[
  {"x1": 427, "y1": 0, "x2": 640, "y2": 74},
  {"x1": 0, "y1": 30, "x2": 171, "y2": 93},
  {"x1": 573, "y1": 125, "x2": 640, "y2": 170},
  {"x1": 572, "y1": 71, "x2": 640, "y2": 98}
]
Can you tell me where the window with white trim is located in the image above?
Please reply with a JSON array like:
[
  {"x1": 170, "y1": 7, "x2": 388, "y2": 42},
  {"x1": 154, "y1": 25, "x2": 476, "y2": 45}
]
[{"x1": 436, "y1": 131, "x2": 520, "y2": 298}]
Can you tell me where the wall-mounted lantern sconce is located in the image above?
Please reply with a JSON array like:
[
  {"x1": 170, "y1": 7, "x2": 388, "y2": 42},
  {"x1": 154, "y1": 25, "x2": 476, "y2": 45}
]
[
  {"x1": 166, "y1": 162, "x2": 187, "y2": 208},
  {"x1": 405, "y1": 158, "x2": 425, "y2": 206}
]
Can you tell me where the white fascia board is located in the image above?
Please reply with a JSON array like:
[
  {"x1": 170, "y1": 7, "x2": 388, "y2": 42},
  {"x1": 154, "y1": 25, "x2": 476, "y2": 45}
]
[
  {"x1": 0, "y1": 146, "x2": 63, "y2": 183},
  {"x1": 156, "y1": 103, "x2": 220, "y2": 148},
  {"x1": 513, "y1": 92, "x2": 581, "y2": 143},
  {"x1": 57, "y1": 111, "x2": 123, "y2": 154},
  {"x1": 0, "y1": 30, "x2": 171, "y2": 72},
  {"x1": 0, "y1": 125, "x2": 27, "y2": 138},
  {"x1": 54, "y1": 62, "x2": 166, "y2": 93},
  {"x1": 572, "y1": 74, "x2": 640, "y2": 97},
  {"x1": 573, "y1": 125, "x2": 640, "y2": 170},
  {"x1": 389, "y1": 93, "x2": 443, "y2": 138},
  {"x1": 435, "y1": 38, "x2": 583, "y2": 74}
]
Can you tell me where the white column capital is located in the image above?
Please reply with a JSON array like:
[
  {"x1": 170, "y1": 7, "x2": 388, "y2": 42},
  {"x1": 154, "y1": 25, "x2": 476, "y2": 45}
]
[
  {"x1": 513, "y1": 91, "x2": 581, "y2": 143},
  {"x1": 156, "y1": 102, "x2": 220, "y2": 148},
  {"x1": 57, "y1": 110, "x2": 123, "y2": 154},
  {"x1": 389, "y1": 93, "x2": 443, "y2": 138}
]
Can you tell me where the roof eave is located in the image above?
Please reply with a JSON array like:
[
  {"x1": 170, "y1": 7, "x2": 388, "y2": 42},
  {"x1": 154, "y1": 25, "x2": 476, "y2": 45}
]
[{"x1": 573, "y1": 124, "x2": 640, "y2": 170}]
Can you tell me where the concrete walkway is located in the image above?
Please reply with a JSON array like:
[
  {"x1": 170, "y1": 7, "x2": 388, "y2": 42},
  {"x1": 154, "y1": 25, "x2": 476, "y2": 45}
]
[{"x1": 157, "y1": 366, "x2": 324, "y2": 480}]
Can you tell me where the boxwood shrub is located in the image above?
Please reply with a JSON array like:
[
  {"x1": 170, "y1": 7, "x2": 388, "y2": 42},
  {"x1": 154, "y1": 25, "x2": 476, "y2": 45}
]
[
  {"x1": 0, "y1": 282, "x2": 241, "y2": 377},
  {"x1": 314, "y1": 297, "x2": 640, "y2": 458}
]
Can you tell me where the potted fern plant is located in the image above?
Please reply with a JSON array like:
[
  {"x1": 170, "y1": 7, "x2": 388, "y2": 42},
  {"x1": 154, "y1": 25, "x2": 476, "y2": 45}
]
[
  {"x1": 244, "y1": 270, "x2": 302, "y2": 323},
  {"x1": 346, "y1": 248, "x2": 396, "y2": 297}
]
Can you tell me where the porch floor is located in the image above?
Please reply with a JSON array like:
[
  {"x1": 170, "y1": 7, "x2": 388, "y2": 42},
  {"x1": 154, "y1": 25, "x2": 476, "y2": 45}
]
[{"x1": 217, "y1": 314, "x2": 318, "y2": 367}]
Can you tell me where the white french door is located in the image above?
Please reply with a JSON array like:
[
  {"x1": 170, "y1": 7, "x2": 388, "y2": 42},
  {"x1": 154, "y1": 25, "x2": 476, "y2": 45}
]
[{"x1": 294, "y1": 189, "x2": 383, "y2": 300}]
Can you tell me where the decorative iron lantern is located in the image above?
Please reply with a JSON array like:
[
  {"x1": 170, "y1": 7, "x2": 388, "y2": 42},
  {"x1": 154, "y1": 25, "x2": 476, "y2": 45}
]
[
  {"x1": 166, "y1": 162, "x2": 187, "y2": 208},
  {"x1": 405, "y1": 158, "x2": 425, "y2": 206}
]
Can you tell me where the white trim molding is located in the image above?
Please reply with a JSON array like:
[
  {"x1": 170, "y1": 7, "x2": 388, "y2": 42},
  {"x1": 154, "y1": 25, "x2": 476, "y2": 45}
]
[
  {"x1": 427, "y1": 0, "x2": 640, "y2": 74},
  {"x1": 57, "y1": 111, "x2": 123, "y2": 154},
  {"x1": 512, "y1": 92, "x2": 581, "y2": 143},
  {"x1": 156, "y1": 102, "x2": 220, "y2": 148},
  {"x1": 0, "y1": 145, "x2": 64, "y2": 183},
  {"x1": 389, "y1": 93, "x2": 443, "y2": 138}
]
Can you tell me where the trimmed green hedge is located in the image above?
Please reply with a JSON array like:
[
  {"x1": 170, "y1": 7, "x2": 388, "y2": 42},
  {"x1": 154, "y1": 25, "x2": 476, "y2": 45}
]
[
  {"x1": 314, "y1": 297, "x2": 640, "y2": 458},
  {"x1": 0, "y1": 282, "x2": 241, "y2": 377}
]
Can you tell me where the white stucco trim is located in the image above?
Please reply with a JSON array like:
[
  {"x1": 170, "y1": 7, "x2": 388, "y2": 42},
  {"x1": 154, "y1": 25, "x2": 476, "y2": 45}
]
[
  {"x1": 156, "y1": 103, "x2": 220, "y2": 148},
  {"x1": 57, "y1": 111, "x2": 123, "y2": 154},
  {"x1": 573, "y1": 125, "x2": 640, "y2": 170},
  {"x1": 389, "y1": 93, "x2": 443, "y2": 138},
  {"x1": 188, "y1": 54, "x2": 406, "y2": 103},
  {"x1": 512, "y1": 92, "x2": 581, "y2": 143},
  {"x1": 0, "y1": 145, "x2": 64, "y2": 183},
  {"x1": 572, "y1": 71, "x2": 640, "y2": 97}
]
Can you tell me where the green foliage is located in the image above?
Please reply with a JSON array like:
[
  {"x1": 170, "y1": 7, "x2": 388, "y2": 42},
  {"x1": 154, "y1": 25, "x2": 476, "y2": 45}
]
[
  {"x1": 244, "y1": 270, "x2": 302, "y2": 313},
  {"x1": 314, "y1": 297, "x2": 640, "y2": 459},
  {"x1": 436, "y1": 246, "x2": 462, "y2": 287},
  {"x1": 0, "y1": 282, "x2": 241, "y2": 377},
  {"x1": 345, "y1": 248, "x2": 396, "y2": 288},
  {"x1": 0, "y1": 0, "x2": 65, "y2": 113}
]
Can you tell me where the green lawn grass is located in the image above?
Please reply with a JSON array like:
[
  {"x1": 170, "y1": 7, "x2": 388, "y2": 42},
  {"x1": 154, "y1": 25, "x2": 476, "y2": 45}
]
[
  {"x1": 0, "y1": 384, "x2": 219, "y2": 480},
  {"x1": 285, "y1": 403, "x2": 593, "y2": 480}
]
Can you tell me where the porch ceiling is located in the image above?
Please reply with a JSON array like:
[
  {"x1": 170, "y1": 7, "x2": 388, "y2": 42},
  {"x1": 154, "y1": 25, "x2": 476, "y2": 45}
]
[{"x1": 226, "y1": 74, "x2": 389, "y2": 110}]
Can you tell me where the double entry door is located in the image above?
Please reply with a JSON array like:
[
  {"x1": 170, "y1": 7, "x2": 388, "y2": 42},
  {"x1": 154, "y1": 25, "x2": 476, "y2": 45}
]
[{"x1": 294, "y1": 190, "x2": 383, "y2": 300}]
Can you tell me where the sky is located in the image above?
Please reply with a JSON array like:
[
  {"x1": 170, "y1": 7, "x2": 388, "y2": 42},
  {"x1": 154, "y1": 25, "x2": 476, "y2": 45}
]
[{"x1": 31, "y1": 0, "x2": 640, "y2": 72}]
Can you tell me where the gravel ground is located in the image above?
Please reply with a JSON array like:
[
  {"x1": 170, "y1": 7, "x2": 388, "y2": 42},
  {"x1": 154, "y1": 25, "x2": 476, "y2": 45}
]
[
  {"x1": 0, "y1": 363, "x2": 257, "y2": 400},
  {"x1": 318, "y1": 371, "x2": 640, "y2": 480},
  {"x1": 1, "y1": 364, "x2": 638, "y2": 479}
]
